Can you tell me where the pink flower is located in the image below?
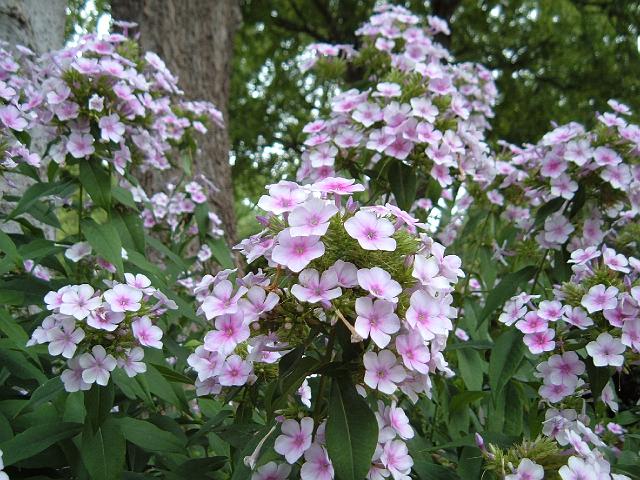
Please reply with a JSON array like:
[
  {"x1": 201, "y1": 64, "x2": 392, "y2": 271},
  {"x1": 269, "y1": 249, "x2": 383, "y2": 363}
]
[
  {"x1": 311, "y1": 177, "x2": 365, "y2": 195},
  {"x1": 219, "y1": 354, "x2": 252, "y2": 386},
  {"x1": 569, "y1": 246, "x2": 600, "y2": 264},
  {"x1": 354, "y1": 297, "x2": 400, "y2": 348},
  {"x1": 98, "y1": 113, "x2": 125, "y2": 143},
  {"x1": 602, "y1": 247, "x2": 629, "y2": 273},
  {"x1": 272, "y1": 229, "x2": 325, "y2": 273},
  {"x1": 297, "y1": 379, "x2": 312, "y2": 408},
  {"x1": 0, "y1": 105, "x2": 27, "y2": 131},
  {"x1": 581, "y1": 284, "x2": 619, "y2": 313},
  {"x1": 291, "y1": 268, "x2": 342, "y2": 305},
  {"x1": 539, "y1": 381, "x2": 575, "y2": 403},
  {"x1": 412, "y1": 255, "x2": 450, "y2": 294},
  {"x1": 562, "y1": 306, "x2": 594, "y2": 329},
  {"x1": 516, "y1": 311, "x2": 548, "y2": 334},
  {"x1": 544, "y1": 213, "x2": 574, "y2": 244},
  {"x1": 125, "y1": 273, "x2": 153, "y2": 292},
  {"x1": 87, "y1": 307, "x2": 124, "y2": 331},
  {"x1": 357, "y1": 267, "x2": 402, "y2": 302},
  {"x1": 258, "y1": 182, "x2": 307, "y2": 214},
  {"x1": 66, "y1": 133, "x2": 95, "y2": 158},
  {"x1": 104, "y1": 284, "x2": 143, "y2": 312},
  {"x1": 593, "y1": 146, "x2": 621, "y2": 166},
  {"x1": 118, "y1": 347, "x2": 146, "y2": 377},
  {"x1": 380, "y1": 440, "x2": 413, "y2": 478},
  {"x1": 204, "y1": 313, "x2": 250, "y2": 355},
  {"x1": 547, "y1": 352, "x2": 585, "y2": 386},
  {"x1": 251, "y1": 462, "x2": 291, "y2": 480},
  {"x1": 48, "y1": 318, "x2": 85, "y2": 358},
  {"x1": 78, "y1": 345, "x2": 117, "y2": 386},
  {"x1": 289, "y1": 198, "x2": 338, "y2": 237},
  {"x1": 201, "y1": 280, "x2": 248, "y2": 319},
  {"x1": 60, "y1": 284, "x2": 102, "y2": 320},
  {"x1": 377, "y1": 401, "x2": 414, "y2": 441},
  {"x1": 309, "y1": 144, "x2": 338, "y2": 167},
  {"x1": 274, "y1": 417, "x2": 314, "y2": 464},
  {"x1": 410, "y1": 98, "x2": 438, "y2": 122},
  {"x1": 621, "y1": 318, "x2": 640, "y2": 351},
  {"x1": 61, "y1": 357, "x2": 92, "y2": 392},
  {"x1": 505, "y1": 458, "x2": 544, "y2": 480},
  {"x1": 586, "y1": 332, "x2": 625, "y2": 367},
  {"x1": 238, "y1": 286, "x2": 279, "y2": 320},
  {"x1": 558, "y1": 456, "x2": 597, "y2": 480},
  {"x1": 523, "y1": 329, "x2": 555, "y2": 354},
  {"x1": 499, "y1": 299, "x2": 528, "y2": 326},
  {"x1": 406, "y1": 290, "x2": 452, "y2": 339},
  {"x1": 132, "y1": 316, "x2": 163, "y2": 349},
  {"x1": 363, "y1": 350, "x2": 406, "y2": 394},
  {"x1": 373, "y1": 82, "x2": 401, "y2": 98},
  {"x1": 344, "y1": 211, "x2": 396, "y2": 251},
  {"x1": 300, "y1": 444, "x2": 334, "y2": 480},
  {"x1": 64, "y1": 242, "x2": 92, "y2": 262},
  {"x1": 328, "y1": 260, "x2": 358, "y2": 287},
  {"x1": 353, "y1": 102, "x2": 382, "y2": 127},
  {"x1": 537, "y1": 300, "x2": 563, "y2": 322},
  {"x1": 187, "y1": 347, "x2": 222, "y2": 381}
]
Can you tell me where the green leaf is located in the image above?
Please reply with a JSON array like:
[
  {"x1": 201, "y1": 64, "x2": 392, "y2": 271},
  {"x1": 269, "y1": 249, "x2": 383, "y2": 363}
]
[
  {"x1": 0, "y1": 231, "x2": 21, "y2": 264},
  {"x1": 112, "y1": 186, "x2": 138, "y2": 210},
  {"x1": 326, "y1": 376, "x2": 378, "y2": 480},
  {"x1": 16, "y1": 377, "x2": 64, "y2": 416},
  {"x1": 82, "y1": 219, "x2": 124, "y2": 275},
  {"x1": 488, "y1": 329, "x2": 526, "y2": 398},
  {"x1": 413, "y1": 460, "x2": 460, "y2": 480},
  {"x1": 112, "y1": 210, "x2": 146, "y2": 253},
  {"x1": 80, "y1": 419, "x2": 125, "y2": 480},
  {"x1": 388, "y1": 160, "x2": 417, "y2": 211},
  {"x1": 84, "y1": 382, "x2": 115, "y2": 432},
  {"x1": 208, "y1": 237, "x2": 235, "y2": 269},
  {"x1": 145, "y1": 234, "x2": 189, "y2": 271},
  {"x1": 456, "y1": 348, "x2": 484, "y2": 391},
  {"x1": 149, "y1": 363, "x2": 193, "y2": 384},
  {"x1": 0, "y1": 347, "x2": 47, "y2": 382},
  {"x1": 584, "y1": 355, "x2": 612, "y2": 399},
  {"x1": 478, "y1": 266, "x2": 536, "y2": 326},
  {"x1": 79, "y1": 158, "x2": 111, "y2": 209},
  {"x1": 504, "y1": 381, "x2": 524, "y2": 435},
  {"x1": 534, "y1": 197, "x2": 565, "y2": 227},
  {"x1": 117, "y1": 417, "x2": 185, "y2": 453},
  {"x1": 267, "y1": 356, "x2": 319, "y2": 417},
  {"x1": 0, "y1": 308, "x2": 29, "y2": 347},
  {"x1": 172, "y1": 456, "x2": 227, "y2": 476},
  {"x1": 8, "y1": 180, "x2": 76, "y2": 219},
  {"x1": 449, "y1": 391, "x2": 487, "y2": 414},
  {"x1": 0, "y1": 422, "x2": 82, "y2": 465}
]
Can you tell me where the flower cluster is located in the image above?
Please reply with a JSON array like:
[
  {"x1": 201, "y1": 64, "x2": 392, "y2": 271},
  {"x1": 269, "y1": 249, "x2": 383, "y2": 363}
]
[
  {"x1": 297, "y1": 3, "x2": 497, "y2": 192},
  {"x1": 1, "y1": 23, "x2": 222, "y2": 181},
  {"x1": 189, "y1": 176, "x2": 463, "y2": 476},
  {"x1": 38, "y1": 27, "x2": 222, "y2": 176},
  {"x1": 488, "y1": 102, "x2": 640, "y2": 249},
  {"x1": 0, "y1": 42, "x2": 41, "y2": 170},
  {"x1": 495, "y1": 242, "x2": 639, "y2": 474},
  {"x1": 31, "y1": 272, "x2": 177, "y2": 391}
]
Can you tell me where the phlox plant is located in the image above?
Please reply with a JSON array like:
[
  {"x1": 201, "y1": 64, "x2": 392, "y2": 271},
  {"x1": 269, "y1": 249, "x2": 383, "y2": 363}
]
[
  {"x1": 193, "y1": 176, "x2": 462, "y2": 478},
  {"x1": 0, "y1": 21, "x2": 237, "y2": 480},
  {"x1": 0, "y1": 3, "x2": 638, "y2": 480}
]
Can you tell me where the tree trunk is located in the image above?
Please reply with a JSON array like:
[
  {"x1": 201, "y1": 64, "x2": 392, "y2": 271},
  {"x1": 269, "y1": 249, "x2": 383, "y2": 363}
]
[
  {"x1": 0, "y1": 0, "x2": 66, "y2": 234},
  {"x1": 111, "y1": 0, "x2": 241, "y2": 244}
]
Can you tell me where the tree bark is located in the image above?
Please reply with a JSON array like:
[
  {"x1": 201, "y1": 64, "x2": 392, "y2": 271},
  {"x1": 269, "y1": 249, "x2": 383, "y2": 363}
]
[
  {"x1": 0, "y1": 0, "x2": 66, "y2": 234},
  {"x1": 111, "y1": 0, "x2": 241, "y2": 243}
]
